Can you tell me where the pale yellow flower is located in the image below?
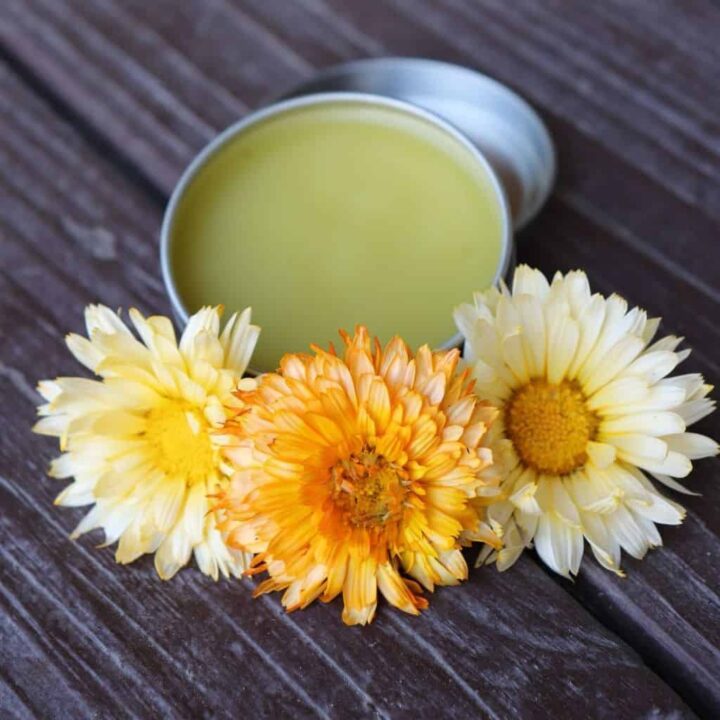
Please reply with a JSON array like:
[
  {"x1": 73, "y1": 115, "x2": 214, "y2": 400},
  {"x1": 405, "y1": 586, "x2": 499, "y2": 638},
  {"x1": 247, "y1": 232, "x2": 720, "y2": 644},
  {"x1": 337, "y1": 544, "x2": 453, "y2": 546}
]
[
  {"x1": 219, "y1": 327, "x2": 500, "y2": 625},
  {"x1": 455, "y1": 266, "x2": 717, "y2": 577},
  {"x1": 34, "y1": 304, "x2": 259, "y2": 580}
]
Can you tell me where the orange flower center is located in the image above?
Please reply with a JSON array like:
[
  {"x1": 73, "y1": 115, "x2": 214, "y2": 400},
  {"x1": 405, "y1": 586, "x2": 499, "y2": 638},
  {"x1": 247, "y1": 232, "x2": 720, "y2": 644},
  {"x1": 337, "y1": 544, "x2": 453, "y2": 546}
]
[
  {"x1": 505, "y1": 379, "x2": 597, "y2": 475},
  {"x1": 330, "y1": 449, "x2": 409, "y2": 528}
]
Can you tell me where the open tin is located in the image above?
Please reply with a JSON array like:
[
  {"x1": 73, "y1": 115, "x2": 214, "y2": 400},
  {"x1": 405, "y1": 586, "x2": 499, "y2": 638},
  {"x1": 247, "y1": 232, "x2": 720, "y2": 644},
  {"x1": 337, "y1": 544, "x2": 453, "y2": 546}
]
[{"x1": 161, "y1": 58, "x2": 555, "y2": 365}]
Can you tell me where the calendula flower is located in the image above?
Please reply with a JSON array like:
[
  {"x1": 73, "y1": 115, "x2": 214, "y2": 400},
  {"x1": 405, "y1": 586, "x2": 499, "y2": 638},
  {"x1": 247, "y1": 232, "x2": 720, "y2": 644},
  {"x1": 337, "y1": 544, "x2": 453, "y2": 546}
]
[
  {"x1": 455, "y1": 266, "x2": 717, "y2": 577},
  {"x1": 219, "y1": 327, "x2": 500, "y2": 625},
  {"x1": 34, "y1": 304, "x2": 259, "y2": 580}
]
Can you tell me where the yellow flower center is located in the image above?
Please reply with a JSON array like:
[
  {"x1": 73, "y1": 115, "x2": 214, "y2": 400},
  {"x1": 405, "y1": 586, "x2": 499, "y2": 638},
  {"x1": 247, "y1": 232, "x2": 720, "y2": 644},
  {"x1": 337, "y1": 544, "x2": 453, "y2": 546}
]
[
  {"x1": 143, "y1": 399, "x2": 214, "y2": 485},
  {"x1": 330, "y1": 449, "x2": 409, "y2": 528},
  {"x1": 505, "y1": 379, "x2": 597, "y2": 476}
]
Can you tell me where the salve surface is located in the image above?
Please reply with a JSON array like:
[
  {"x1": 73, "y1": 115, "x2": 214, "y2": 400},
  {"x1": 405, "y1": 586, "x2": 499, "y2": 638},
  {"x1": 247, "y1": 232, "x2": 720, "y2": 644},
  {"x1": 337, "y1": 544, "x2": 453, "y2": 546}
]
[{"x1": 170, "y1": 100, "x2": 505, "y2": 371}]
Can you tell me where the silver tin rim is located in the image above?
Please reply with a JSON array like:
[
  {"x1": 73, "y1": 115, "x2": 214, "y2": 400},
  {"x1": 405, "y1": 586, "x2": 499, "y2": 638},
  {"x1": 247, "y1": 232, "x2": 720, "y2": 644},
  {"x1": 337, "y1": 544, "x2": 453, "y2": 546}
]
[{"x1": 160, "y1": 91, "x2": 513, "y2": 354}]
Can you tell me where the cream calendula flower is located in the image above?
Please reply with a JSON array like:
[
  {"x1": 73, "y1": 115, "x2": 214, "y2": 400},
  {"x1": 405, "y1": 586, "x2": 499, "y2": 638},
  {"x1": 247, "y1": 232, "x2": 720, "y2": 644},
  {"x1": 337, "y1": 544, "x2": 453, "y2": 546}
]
[
  {"x1": 455, "y1": 265, "x2": 718, "y2": 577},
  {"x1": 34, "y1": 304, "x2": 260, "y2": 580},
  {"x1": 219, "y1": 327, "x2": 501, "y2": 625}
]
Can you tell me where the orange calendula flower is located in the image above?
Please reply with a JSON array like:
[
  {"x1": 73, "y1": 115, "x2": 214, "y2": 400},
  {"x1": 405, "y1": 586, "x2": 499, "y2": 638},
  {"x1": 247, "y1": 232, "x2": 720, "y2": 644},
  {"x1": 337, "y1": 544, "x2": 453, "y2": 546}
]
[{"x1": 219, "y1": 327, "x2": 500, "y2": 625}]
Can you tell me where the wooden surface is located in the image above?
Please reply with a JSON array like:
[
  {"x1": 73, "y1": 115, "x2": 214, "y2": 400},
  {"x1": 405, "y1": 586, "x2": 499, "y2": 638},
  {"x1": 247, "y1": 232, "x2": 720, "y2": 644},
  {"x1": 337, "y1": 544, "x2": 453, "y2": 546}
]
[{"x1": 0, "y1": 1, "x2": 718, "y2": 717}]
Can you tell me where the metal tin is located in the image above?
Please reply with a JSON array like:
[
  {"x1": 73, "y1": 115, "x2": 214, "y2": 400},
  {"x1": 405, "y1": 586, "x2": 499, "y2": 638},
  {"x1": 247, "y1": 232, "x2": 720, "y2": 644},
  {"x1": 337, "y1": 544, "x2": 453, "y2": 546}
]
[
  {"x1": 280, "y1": 57, "x2": 556, "y2": 231},
  {"x1": 161, "y1": 92, "x2": 513, "y2": 356}
]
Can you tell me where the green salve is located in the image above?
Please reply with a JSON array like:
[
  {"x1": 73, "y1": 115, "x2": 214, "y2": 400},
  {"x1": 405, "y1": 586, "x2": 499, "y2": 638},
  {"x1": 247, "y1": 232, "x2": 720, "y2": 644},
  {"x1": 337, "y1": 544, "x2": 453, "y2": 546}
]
[{"x1": 169, "y1": 100, "x2": 505, "y2": 371}]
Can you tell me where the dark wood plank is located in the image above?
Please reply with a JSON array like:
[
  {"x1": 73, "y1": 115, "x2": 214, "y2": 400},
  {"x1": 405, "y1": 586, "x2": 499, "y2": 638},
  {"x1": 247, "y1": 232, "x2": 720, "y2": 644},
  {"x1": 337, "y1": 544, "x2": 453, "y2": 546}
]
[{"x1": 0, "y1": 54, "x2": 696, "y2": 718}]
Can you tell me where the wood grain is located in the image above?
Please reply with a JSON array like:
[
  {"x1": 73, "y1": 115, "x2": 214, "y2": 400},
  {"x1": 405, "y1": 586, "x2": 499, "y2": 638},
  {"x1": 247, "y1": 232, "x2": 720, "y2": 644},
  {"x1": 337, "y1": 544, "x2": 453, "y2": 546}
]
[{"x1": 0, "y1": 0, "x2": 719, "y2": 716}]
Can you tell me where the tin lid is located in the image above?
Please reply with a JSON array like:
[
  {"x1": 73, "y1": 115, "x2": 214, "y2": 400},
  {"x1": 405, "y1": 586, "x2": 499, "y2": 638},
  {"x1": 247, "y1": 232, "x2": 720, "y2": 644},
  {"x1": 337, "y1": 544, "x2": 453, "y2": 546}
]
[{"x1": 282, "y1": 57, "x2": 555, "y2": 230}]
